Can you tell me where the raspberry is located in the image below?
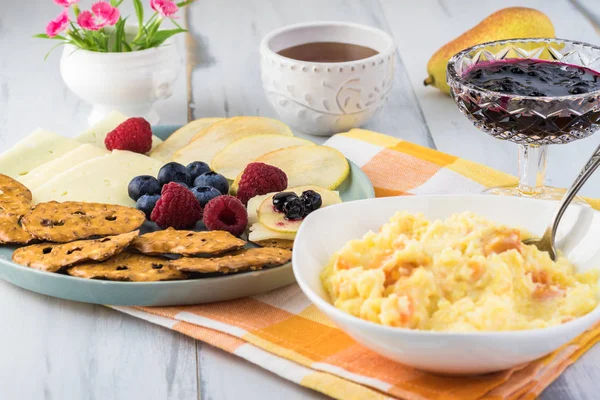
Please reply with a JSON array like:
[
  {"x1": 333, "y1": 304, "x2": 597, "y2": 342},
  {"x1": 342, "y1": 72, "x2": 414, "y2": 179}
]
[
  {"x1": 203, "y1": 195, "x2": 248, "y2": 237},
  {"x1": 237, "y1": 163, "x2": 288, "y2": 205},
  {"x1": 105, "y1": 117, "x2": 153, "y2": 154},
  {"x1": 150, "y1": 182, "x2": 202, "y2": 229}
]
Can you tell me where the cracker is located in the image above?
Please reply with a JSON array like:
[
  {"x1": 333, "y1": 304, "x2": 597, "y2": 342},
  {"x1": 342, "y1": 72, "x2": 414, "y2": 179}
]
[
  {"x1": 0, "y1": 174, "x2": 32, "y2": 216},
  {"x1": 12, "y1": 230, "x2": 139, "y2": 272},
  {"x1": 22, "y1": 201, "x2": 145, "y2": 242},
  {"x1": 131, "y1": 228, "x2": 246, "y2": 256},
  {"x1": 251, "y1": 239, "x2": 294, "y2": 251},
  {"x1": 171, "y1": 247, "x2": 292, "y2": 273},
  {"x1": 67, "y1": 252, "x2": 188, "y2": 282},
  {"x1": 0, "y1": 214, "x2": 34, "y2": 244}
]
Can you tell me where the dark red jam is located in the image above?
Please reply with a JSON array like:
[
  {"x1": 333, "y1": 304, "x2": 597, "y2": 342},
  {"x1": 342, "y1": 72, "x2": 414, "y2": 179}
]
[{"x1": 463, "y1": 59, "x2": 600, "y2": 97}]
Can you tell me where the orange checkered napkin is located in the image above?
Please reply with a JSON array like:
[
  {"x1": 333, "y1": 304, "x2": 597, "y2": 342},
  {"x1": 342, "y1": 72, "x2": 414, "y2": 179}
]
[{"x1": 113, "y1": 129, "x2": 600, "y2": 400}]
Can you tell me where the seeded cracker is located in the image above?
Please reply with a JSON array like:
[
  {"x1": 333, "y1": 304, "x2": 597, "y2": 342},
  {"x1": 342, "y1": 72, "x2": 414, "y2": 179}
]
[
  {"x1": 13, "y1": 231, "x2": 139, "y2": 273},
  {"x1": 0, "y1": 174, "x2": 32, "y2": 215},
  {"x1": 0, "y1": 174, "x2": 34, "y2": 244},
  {"x1": 67, "y1": 252, "x2": 188, "y2": 282},
  {"x1": 0, "y1": 215, "x2": 33, "y2": 244},
  {"x1": 251, "y1": 239, "x2": 294, "y2": 251},
  {"x1": 170, "y1": 247, "x2": 292, "y2": 273},
  {"x1": 22, "y1": 201, "x2": 145, "y2": 242},
  {"x1": 132, "y1": 228, "x2": 246, "y2": 256}
]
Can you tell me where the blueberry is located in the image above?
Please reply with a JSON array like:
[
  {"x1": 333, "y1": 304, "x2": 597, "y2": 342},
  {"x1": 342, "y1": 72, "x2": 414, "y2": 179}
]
[
  {"x1": 272, "y1": 191, "x2": 298, "y2": 212},
  {"x1": 136, "y1": 194, "x2": 160, "y2": 218},
  {"x1": 283, "y1": 198, "x2": 306, "y2": 220},
  {"x1": 128, "y1": 175, "x2": 161, "y2": 201},
  {"x1": 157, "y1": 162, "x2": 192, "y2": 186},
  {"x1": 569, "y1": 87, "x2": 586, "y2": 95},
  {"x1": 187, "y1": 161, "x2": 211, "y2": 180},
  {"x1": 301, "y1": 190, "x2": 322, "y2": 214},
  {"x1": 193, "y1": 171, "x2": 229, "y2": 195},
  {"x1": 190, "y1": 186, "x2": 221, "y2": 207}
]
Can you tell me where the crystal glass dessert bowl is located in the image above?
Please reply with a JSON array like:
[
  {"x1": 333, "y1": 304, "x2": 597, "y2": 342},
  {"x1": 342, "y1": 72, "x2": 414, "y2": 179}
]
[{"x1": 447, "y1": 38, "x2": 600, "y2": 199}]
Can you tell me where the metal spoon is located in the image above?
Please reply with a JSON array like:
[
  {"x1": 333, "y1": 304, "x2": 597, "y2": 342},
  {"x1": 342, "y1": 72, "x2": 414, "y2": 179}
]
[{"x1": 523, "y1": 143, "x2": 600, "y2": 261}]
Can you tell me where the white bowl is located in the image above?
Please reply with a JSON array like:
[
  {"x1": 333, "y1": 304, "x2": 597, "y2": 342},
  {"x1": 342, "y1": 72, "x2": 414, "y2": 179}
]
[
  {"x1": 292, "y1": 195, "x2": 600, "y2": 375},
  {"x1": 260, "y1": 22, "x2": 395, "y2": 136}
]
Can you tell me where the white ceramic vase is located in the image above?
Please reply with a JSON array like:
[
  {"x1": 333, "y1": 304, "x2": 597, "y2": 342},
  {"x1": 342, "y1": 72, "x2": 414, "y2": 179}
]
[{"x1": 60, "y1": 39, "x2": 181, "y2": 126}]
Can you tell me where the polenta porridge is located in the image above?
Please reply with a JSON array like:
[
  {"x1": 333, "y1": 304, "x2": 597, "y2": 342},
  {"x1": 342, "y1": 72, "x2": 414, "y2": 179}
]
[{"x1": 321, "y1": 212, "x2": 599, "y2": 332}]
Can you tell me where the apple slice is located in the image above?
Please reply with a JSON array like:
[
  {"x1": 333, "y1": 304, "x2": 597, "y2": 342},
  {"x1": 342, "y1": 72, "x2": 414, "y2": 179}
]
[
  {"x1": 173, "y1": 116, "x2": 293, "y2": 166},
  {"x1": 211, "y1": 134, "x2": 315, "y2": 180},
  {"x1": 257, "y1": 186, "x2": 342, "y2": 233},
  {"x1": 150, "y1": 118, "x2": 224, "y2": 161},
  {"x1": 231, "y1": 145, "x2": 349, "y2": 194},
  {"x1": 248, "y1": 222, "x2": 297, "y2": 242},
  {"x1": 247, "y1": 193, "x2": 270, "y2": 225}
]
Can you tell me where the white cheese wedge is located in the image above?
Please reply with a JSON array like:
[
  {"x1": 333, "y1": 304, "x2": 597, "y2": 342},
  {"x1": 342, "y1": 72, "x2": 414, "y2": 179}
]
[
  {"x1": 33, "y1": 150, "x2": 163, "y2": 207},
  {"x1": 76, "y1": 110, "x2": 163, "y2": 151},
  {"x1": 19, "y1": 144, "x2": 108, "y2": 190},
  {"x1": 249, "y1": 222, "x2": 296, "y2": 242},
  {"x1": 0, "y1": 129, "x2": 81, "y2": 179}
]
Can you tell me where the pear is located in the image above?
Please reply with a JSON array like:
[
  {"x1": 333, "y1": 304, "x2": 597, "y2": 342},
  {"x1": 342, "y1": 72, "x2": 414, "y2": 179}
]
[{"x1": 424, "y1": 7, "x2": 555, "y2": 94}]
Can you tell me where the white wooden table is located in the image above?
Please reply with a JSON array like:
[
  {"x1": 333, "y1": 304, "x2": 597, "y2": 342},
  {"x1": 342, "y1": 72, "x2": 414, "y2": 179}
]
[{"x1": 1, "y1": 1, "x2": 600, "y2": 399}]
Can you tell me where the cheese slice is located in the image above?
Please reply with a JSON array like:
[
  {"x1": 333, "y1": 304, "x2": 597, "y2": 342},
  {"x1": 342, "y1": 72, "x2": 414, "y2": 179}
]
[
  {"x1": 76, "y1": 111, "x2": 163, "y2": 151},
  {"x1": 0, "y1": 129, "x2": 81, "y2": 179},
  {"x1": 33, "y1": 150, "x2": 163, "y2": 206},
  {"x1": 150, "y1": 118, "x2": 224, "y2": 162},
  {"x1": 19, "y1": 144, "x2": 108, "y2": 190},
  {"x1": 249, "y1": 222, "x2": 296, "y2": 242}
]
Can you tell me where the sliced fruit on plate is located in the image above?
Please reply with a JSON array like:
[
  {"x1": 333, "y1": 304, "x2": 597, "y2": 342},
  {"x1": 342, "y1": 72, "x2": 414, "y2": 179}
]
[
  {"x1": 247, "y1": 193, "x2": 270, "y2": 225},
  {"x1": 248, "y1": 222, "x2": 296, "y2": 242},
  {"x1": 257, "y1": 186, "x2": 342, "y2": 233},
  {"x1": 231, "y1": 146, "x2": 349, "y2": 194},
  {"x1": 211, "y1": 134, "x2": 315, "y2": 180},
  {"x1": 150, "y1": 118, "x2": 224, "y2": 161},
  {"x1": 173, "y1": 116, "x2": 293, "y2": 166}
]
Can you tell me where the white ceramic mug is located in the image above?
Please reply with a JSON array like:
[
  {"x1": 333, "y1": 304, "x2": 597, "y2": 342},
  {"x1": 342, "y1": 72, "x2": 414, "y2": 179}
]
[{"x1": 260, "y1": 21, "x2": 395, "y2": 136}]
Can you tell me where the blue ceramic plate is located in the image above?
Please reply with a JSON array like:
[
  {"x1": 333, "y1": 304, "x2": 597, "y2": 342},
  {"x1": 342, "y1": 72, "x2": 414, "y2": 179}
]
[{"x1": 0, "y1": 125, "x2": 374, "y2": 306}]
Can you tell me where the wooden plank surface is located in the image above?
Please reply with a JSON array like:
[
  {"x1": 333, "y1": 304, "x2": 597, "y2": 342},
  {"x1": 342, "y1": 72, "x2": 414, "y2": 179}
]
[
  {"x1": 185, "y1": 0, "x2": 433, "y2": 147},
  {"x1": 0, "y1": 2, "x2": 197, "y2": 400}
]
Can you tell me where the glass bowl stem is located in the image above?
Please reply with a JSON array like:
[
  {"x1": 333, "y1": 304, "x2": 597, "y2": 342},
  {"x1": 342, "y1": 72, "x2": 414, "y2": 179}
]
[{"x1": 518, "y1": 144, "x2": 548, "y2": 195}]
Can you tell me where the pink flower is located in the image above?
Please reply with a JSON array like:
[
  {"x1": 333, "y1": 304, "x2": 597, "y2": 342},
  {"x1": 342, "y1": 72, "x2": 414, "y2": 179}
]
[
  {"x1": 150, "y1": 0, "x2": 179, "y2": 17},
  {"x1": 77, "y1": 1, "x2": 120, "y2": 31},
  {"x1": 46, "y1": 9, "x2": 69, "y2": 37},
  {"x1": 54, "y1": 0, "x2": 79, "y2": 6}
]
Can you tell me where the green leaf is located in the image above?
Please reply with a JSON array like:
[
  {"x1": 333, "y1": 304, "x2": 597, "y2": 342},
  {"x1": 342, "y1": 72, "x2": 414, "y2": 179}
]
[
  {"x1": 176, "y1": 0, "x2": 195, "y2": 6},
  {"x1": 147, "y1": 28, "x2": 187, "y2": 47},
  {"x1": 133, "y1": 0, "x2": 144, "y2": 29},
  {"x1": 34, "y1": 33, "x2": 67, "y2": 41},
  {"x1": 123, "y1": 40, "x2": 132, "y2": 52},
  {"x1": 44, "y1": 42, "x2": 66, "y2": 61},
  {"x1": 113, "y1": 22, "x2": 122, "y2": 52},
  {"x1": 170, "y1": 18, "x2": 185, "y2": 30}
]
